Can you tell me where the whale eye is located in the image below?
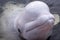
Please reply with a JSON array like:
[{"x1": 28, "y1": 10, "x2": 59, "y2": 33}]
[{"x1": 18, "y1": 28, "x2": 21, "y2": 33}]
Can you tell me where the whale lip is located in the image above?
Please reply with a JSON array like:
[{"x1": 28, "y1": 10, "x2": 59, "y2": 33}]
[{"x1": 25, "y1": 18, "x2": 55, "y2": 32}]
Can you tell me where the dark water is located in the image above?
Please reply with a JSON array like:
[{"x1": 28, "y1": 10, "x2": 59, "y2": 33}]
[{"x1": 0, "y1": 0, "x2": 60, "y2": 15}]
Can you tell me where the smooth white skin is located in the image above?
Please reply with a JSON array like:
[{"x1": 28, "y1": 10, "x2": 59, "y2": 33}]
[
  {"x1": 21, "y1": 1, "x2": 55, "y2": 40},
  {"x1": 0, "y1": 1, "x2": 55, "y2": 40}
]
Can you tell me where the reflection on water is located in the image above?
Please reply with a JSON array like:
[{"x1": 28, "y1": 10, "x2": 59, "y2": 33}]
[{"x1": 53, "y1": 14, "x2": 60, "y2": 25}]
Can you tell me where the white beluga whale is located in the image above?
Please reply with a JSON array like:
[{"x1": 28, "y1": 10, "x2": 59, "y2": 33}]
[
  {"x1": 0, "y1": 1, "x2": 55, "y2": 40},
  {"x1": 21, "y1": 1, "x2": 55, "y2": 40}
]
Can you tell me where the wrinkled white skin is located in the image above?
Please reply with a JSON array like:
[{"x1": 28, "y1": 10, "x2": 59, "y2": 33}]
[{"x1": 0, "y1": 1, "x2": 55, "y2": 40}]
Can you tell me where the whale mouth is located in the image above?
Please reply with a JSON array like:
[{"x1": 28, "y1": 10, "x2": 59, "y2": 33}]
[{"x1": 26, "y1": 18, "x2": 55, "y2": 32}]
